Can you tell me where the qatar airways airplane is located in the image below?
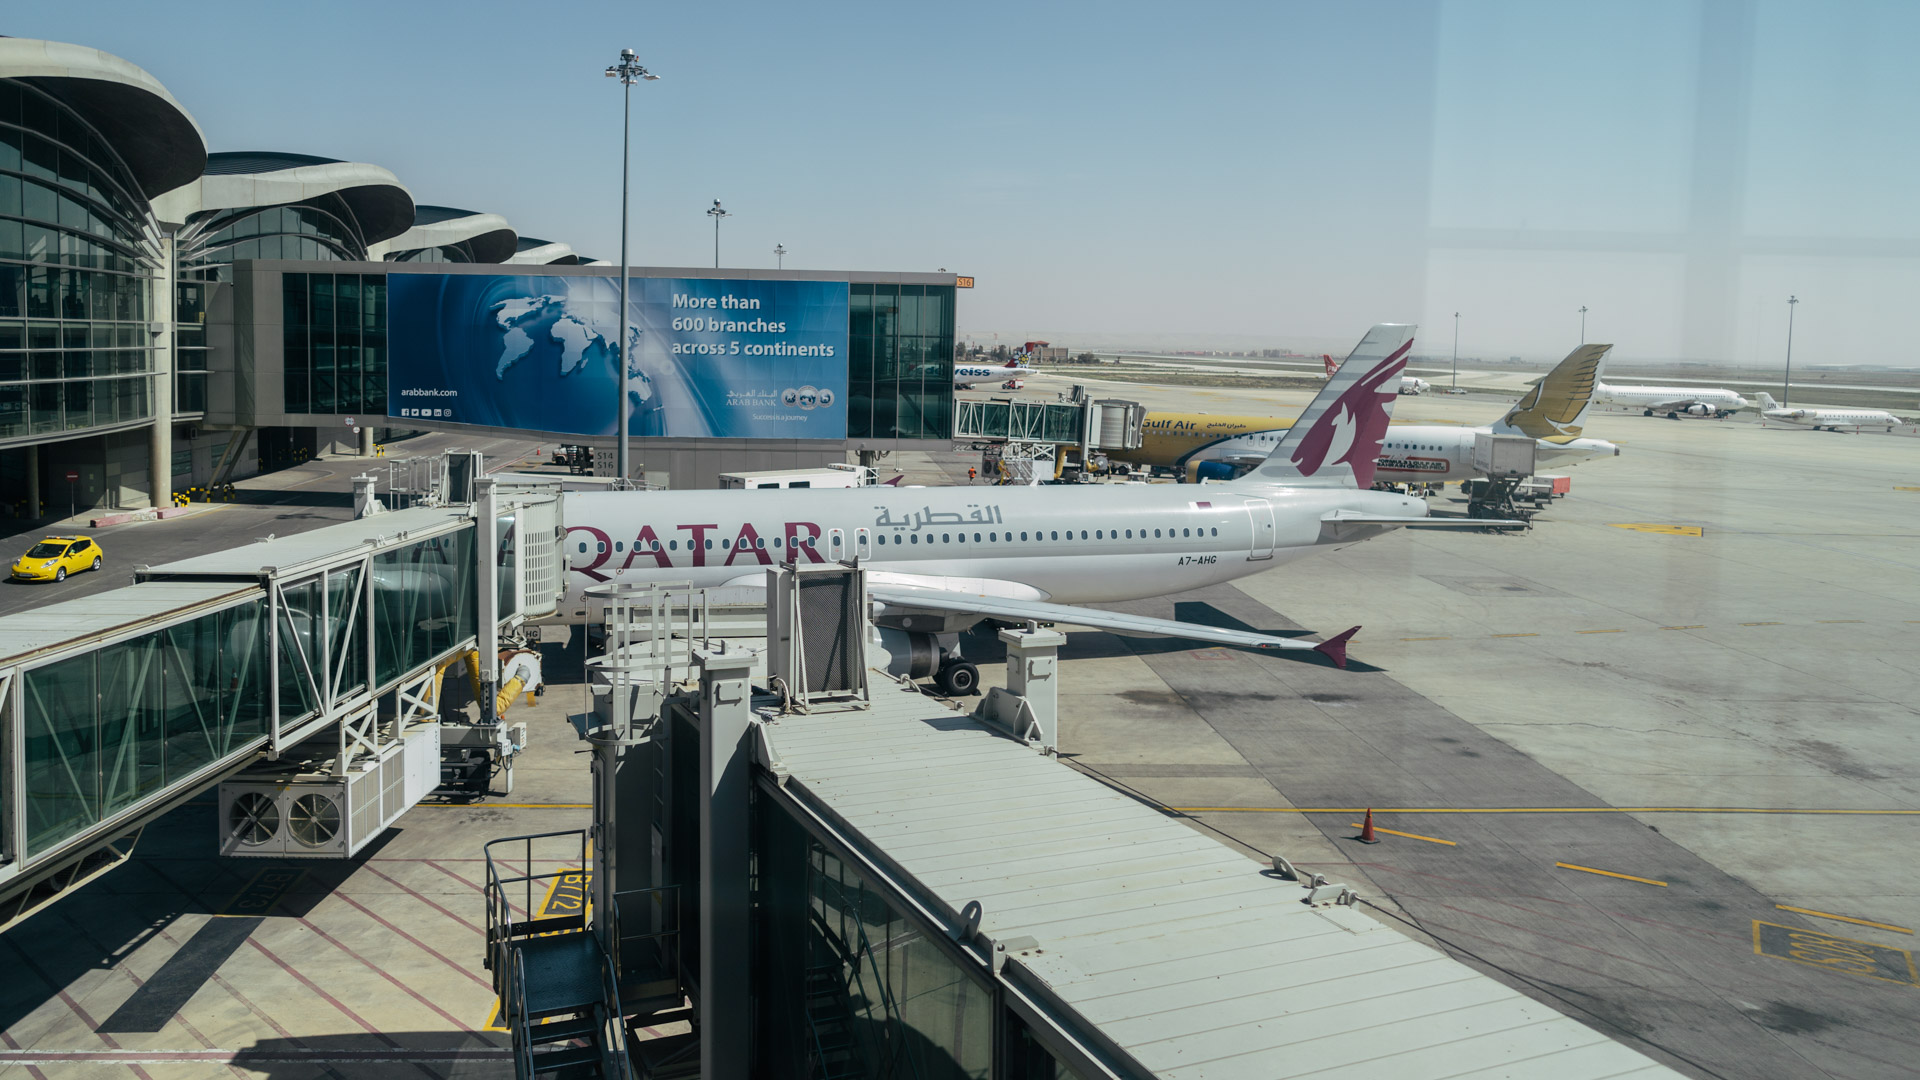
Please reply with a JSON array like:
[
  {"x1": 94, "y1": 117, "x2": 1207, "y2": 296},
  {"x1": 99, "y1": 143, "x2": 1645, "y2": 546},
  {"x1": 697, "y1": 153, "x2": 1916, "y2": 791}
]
[{"x1": 558, "y1": 324, "x2": 1482, "y2": 694}]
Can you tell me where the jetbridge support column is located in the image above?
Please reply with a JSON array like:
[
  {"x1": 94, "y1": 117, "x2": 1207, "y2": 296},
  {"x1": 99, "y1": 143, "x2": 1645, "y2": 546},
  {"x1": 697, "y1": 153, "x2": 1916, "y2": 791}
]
[
  {"x1": 974, "y1": 626, "x2": 1064, "y2": 754},
  {"x1": 474, "y1": 477, "x2": 499, "y2": 724},
  {"x1": 696, "y1": 644, "x2": 756, "y2": 1080}
]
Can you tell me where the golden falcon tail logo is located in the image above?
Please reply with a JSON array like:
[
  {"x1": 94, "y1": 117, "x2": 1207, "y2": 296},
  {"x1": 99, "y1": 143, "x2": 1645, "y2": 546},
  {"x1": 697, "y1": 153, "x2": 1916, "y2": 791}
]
[{"x1": 1504, "y1": 343, "x2": 1611, "y2": 438}]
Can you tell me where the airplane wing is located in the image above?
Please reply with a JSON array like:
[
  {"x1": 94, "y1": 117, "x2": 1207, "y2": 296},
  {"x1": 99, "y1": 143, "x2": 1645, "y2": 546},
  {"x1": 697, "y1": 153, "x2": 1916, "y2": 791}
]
[
  {"x1": 1319, "y1": 510, "x2": 1528, "y2": 541},
  {"x1": 713, "y1": 571, "x2": 1360, "y2": 666},
  {"x1": 865, "y1": 582, "x2": 1359, "y2": 667}
]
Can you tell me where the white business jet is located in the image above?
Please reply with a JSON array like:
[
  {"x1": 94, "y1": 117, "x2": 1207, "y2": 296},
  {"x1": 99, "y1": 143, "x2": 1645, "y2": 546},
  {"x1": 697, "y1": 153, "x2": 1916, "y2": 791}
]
[
  {"x1": 558, "y1": 324, "x2": 1478, "y2": 693},
  {"x1": 1755, "y1": 393, "x2": 1907, "y2": 432}
]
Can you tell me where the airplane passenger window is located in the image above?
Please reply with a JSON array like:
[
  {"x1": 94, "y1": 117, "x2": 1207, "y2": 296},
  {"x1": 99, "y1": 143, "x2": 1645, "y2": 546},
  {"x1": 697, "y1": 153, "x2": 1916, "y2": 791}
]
[
  {"x1": 990, "y1": 532, "x2": 997, "y2": 541},
  {"x1": 578, "y1": 542, "x2": 587, "y2": 553},
  {"x1": 806, "y1": 538, "x2": 814, "y2": 547},
  {"x1": 652, "y1": 540, "x2": 661, "y2": 550},
  {"x1": 1211, "y1": 528, "x2": 1218, "y2": 536},
  {"x1": 1183, "y1": 529, "x2": 1190, "y2": 537},
  {"x1": 1126, "y1": 529, "x2": 1133, "y2": 538},
  {"x1": 973, "y1": 532, "x2": 981, "y2": 542},
  {"x1": 942, "y1": 533, "x2": 950, "y2": 543},
  {"x1": 1051, "y1": 531, "x2": 1059, "y2": 540},
  {"x1": 773, "y1": 537, "x2": 782, "y2": 547},
  {"x1": 1021, "y1": 531, "x2": 1029, "y2": 540},
  {"x1": 670, "y1": 541, "x2": 678, "y2": 550},
  {"x1": 615, "y1": 542, "x2": 623, "y2": 551},
  {"x1": 597, "y1": 541, "x2": 606, "y2": 553},
  {"x1": 911, "y1": 534, "x2": 919, "y2": 544},
  {"x1": 705, "y1": 540, "x2": 713, "y2": 549},
  {"x1": 756, "y1": 538, "x2": 765, "y2": 549},
  {"x1": 1154, "y1": 529, "x2": 1161, "y2": 537}
]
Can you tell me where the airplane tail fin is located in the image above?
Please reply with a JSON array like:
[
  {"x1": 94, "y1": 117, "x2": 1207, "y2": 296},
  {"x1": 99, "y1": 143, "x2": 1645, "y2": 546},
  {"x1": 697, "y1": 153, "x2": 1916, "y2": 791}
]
[
  {"x1": 1233, "y1": 324, "x2": 1416, "y2": 489},
  {"x1": 1322, "y1": 354, "x2": 1337, "y2": 378},
  {"x1": 1755, "y1": 392, "x2": 1778, "y2": 411},
  {"x1": 1493, "y1": 343, "x2": 1612, "y2": 438}
]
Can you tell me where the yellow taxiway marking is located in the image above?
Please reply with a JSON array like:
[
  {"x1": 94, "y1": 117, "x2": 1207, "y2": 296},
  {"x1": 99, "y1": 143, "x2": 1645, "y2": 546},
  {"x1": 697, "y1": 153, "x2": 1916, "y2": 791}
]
[
  {"x1": 1776, "y1": 905, "x2": 1914, "y2": 935},
  {"x1": 1895, "y1": 486, "x2": 1920, "y2": 492},
  {"x1": 1401, "y1": 635, "x2": 1453, "y2": 641},
  {"x1": 1609, "y1": 523, "x2": 1704, "y2": 537},
  {"x1": 1168, "y1": 806, "x2": 1920, "y2": 816},
  {"x1": 1741, "y1": 621, "x2": 1785, "y2": 626},
  {"x1": 1556, "y1": 862, "x2": 1667, "y2": 887},
  {"x1": 1753, "y1": 921, "x2": 1919, "y2": 986},
  {"x1": 1576, "y1": 629, "x2": 1627, "y2": 634},
  {"x1": 1490, "y1": 632, "x2": 1538, "y2": 638},
  {"x1": 1816, "y1": 620, "x2": 1864, "y2": 624},
  {"x1": 1348, "y1": 823, "x2": 1456, "y2": 846},
  {"x1": 1661, "y1": 625, "x2": 1707, "y2": 630}
]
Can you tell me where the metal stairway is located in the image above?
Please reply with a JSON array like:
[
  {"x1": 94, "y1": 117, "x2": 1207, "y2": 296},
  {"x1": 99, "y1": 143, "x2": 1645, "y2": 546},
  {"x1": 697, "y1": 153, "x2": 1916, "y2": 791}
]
[{"x1": 486, "y1": 831, "x2": 630, "y2": 1080}]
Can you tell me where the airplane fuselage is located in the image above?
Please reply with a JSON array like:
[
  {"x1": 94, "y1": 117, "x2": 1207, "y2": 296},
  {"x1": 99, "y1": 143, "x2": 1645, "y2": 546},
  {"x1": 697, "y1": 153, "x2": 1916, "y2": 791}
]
[
  {"x1": 1764, "y1": 407, "x2": 1901, "y2": 430},
  {"x1": 556, "y1": 483, "x2": 1424, "y2": 621},
  {"x1": 1120, "y1": 415, "x2": 1616, "y2": 483},
  {"x1": 1596, "y1": 382, "x2": 1749, "y2": 410}
]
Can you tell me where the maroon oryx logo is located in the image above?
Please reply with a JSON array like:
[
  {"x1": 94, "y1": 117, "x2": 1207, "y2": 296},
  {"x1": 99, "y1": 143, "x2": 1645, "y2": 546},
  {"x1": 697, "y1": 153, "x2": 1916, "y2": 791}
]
[{"x1": 1288, "y1": 339, "x2": 1411, "y2": 487}]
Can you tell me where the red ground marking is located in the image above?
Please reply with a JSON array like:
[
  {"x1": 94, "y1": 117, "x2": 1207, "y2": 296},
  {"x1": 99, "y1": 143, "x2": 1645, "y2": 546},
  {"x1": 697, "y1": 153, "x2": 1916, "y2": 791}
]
[
  {"x1": 293, "y1": 916, "x2": 473, "y2": 1032},
  {"x1": 327, "y1": 890, "x2": 493, "y2": 990},
  {"x1": 358, "y1": 864, "x2": 489, "y2": 935}
]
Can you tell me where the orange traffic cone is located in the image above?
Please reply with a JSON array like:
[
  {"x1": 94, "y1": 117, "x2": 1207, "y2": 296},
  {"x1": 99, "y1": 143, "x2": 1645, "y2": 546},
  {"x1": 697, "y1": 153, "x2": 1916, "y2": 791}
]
[{"x1": 1356, "y1": 808, "x2": 1381, "y2": 844}]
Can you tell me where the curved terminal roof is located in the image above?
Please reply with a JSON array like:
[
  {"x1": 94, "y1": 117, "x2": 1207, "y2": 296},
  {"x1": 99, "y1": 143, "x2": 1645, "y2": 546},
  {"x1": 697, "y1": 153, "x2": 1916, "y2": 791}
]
[
  {"x1": 368, "y1": 204, "x2": 516, "y2": 264},
  {"x1": 0, "y1": 38, "x2": 206, "y2": 199},
  {"x1": 152, "y1": 151, "x2": 415, "y2": 243},
  {"x1": 506, "y1": 236, "x2": 578, "y2": 265}
]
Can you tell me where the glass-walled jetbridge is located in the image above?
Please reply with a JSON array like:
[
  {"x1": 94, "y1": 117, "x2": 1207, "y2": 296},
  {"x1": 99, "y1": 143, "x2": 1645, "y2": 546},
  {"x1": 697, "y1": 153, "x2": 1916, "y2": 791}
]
[{"x1": 0, "y1": 453, "x2": 564, "y2": 928}]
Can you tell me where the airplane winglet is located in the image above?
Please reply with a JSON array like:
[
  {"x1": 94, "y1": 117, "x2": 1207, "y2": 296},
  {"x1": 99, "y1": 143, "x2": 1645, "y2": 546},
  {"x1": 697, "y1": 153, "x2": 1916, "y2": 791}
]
[{"x1": 1313, "y1": 626, "x2": 1360, "y2": 669}]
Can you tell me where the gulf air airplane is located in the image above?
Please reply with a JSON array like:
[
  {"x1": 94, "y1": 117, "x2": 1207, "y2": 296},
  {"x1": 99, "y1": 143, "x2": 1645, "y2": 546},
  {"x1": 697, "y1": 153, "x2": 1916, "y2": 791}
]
[
  {"x1": 557, "y1": 324, "x2": 1490, "y2": 693},
  {"x1": 1755, "y1": 393, "x2": 1909, "y2": 432},
  {"x1": 1594, "y1": 380, "x2": 1748, "y2": 417},
  {"x1": 1119, "y1": 344, "x2": 1621, "y2": 484}
]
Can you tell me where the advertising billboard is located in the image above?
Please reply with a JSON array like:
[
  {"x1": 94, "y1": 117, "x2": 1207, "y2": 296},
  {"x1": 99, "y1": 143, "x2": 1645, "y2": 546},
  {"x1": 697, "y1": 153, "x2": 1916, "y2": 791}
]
[{"x1": 387, "y1": 274, "x2": 849, "y2": 439}]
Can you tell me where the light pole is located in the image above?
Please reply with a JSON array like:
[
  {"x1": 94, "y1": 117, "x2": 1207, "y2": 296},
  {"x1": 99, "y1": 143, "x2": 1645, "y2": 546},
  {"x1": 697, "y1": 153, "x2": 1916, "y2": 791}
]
[
  {"x1": 605, "y1": 48, "x2": 658, "y2": 485},
  {"x1": 707, "y1": 200, "x2": 730, "y2": 268},
  {"x1": 1784, "y1": 295, "x2": 1798, "y2": 406},
  {"x1": 1451, "y1": 312, "x2": 1459, "y2": 392},
  {"x1": 773, "y1": 243, "x2": 786, "y2": 270},
  {"x1": 1578, "y1": 305, "x2": 1588, "y2": 345}
]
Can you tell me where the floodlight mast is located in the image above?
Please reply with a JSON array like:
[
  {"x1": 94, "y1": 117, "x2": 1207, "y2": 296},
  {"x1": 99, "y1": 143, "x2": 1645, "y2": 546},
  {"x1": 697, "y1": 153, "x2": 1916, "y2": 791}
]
[
  {"x1": 774, "y1": 243, "x2": 786, "y2": 270},
  {"x1": 605, "y1": 48, "x2": 658, "y2": 486},
  {"x1": 707, "y1": 200, "x2": 731, "y2": 268}
]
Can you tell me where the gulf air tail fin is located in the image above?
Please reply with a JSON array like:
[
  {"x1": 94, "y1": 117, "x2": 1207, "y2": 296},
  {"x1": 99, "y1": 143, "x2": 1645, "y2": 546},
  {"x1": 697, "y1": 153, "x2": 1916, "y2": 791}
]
[
  {"x1": 1234, "y1": 324, "x2": 1416, "y2": 488},
  {"x1": 1755, "y1": 392, "x2": 1778, "y2": 411},
  {"x1": 1493, "y1": 343, "x2": 1611, "y2": 439}
]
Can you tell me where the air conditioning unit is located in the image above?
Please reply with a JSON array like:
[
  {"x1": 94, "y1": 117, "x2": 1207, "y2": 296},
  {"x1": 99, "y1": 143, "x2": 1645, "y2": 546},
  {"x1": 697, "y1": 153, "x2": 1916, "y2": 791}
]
[{"x1": 219, "y1": 724, "x2": 440, "y2": 858}]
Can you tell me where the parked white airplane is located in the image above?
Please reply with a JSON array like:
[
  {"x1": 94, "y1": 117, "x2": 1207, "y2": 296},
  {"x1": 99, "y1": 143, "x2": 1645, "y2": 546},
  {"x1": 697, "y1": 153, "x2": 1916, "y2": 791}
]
[
  {"x1": 1755, "y1": 393, "x2": 1907, "y2": 432},
  {"x1": 1322, "y1": 352, "x2": 1427, "y2": 394},
  {"x1": 1595, "y1": 380, "x2": 1748, "y2": 417},
  {"x1": 1129, "y1": 344, "x2": 1620, "y2": 484},
  {"x1": 558, "y1": 324, "x2": 1483, "y2": 692},
  {"x1": 952, "y1": 358, "x2": 1033, "y2": 387}
]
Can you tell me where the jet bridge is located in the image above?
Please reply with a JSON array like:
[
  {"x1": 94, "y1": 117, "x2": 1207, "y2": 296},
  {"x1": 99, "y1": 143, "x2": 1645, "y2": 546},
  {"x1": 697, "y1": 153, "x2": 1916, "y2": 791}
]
[
  {"x1": 954, "y1": 388, "x2": 1143, "y2": 482},
  {"x1": 0, "y1": 455, "x2": 565, "y2": 927}
]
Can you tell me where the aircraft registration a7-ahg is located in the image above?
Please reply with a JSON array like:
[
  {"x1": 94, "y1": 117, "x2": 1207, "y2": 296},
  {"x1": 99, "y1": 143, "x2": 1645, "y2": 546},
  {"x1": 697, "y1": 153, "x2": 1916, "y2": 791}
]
[{"x1": 558, "y1": 324, "x2": 1498, "y2": 694}]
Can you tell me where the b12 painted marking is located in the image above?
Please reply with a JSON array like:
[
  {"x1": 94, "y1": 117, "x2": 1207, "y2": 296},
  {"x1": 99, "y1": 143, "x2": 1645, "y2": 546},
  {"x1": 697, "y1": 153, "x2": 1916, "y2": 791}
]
[
  {"x1": 1753, "y1": 920, "x2": 1919, "y2": 986},
  {"x1": 220, "y1": 869, "x2": 303, "y2": 917}
]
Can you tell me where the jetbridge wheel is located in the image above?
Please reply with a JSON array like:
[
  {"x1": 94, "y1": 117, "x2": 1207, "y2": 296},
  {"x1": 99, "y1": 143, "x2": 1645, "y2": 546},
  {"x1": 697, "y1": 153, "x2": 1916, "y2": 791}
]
[{"x1": 936, "y1": 661, "x2": 980, "y2": 697}]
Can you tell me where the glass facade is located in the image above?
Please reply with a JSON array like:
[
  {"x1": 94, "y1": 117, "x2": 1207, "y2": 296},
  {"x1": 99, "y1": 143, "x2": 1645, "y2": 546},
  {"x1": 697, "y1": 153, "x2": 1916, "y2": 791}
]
[
  {"x1": 0, "y1": 79, "x2": 156, "y2": 442},
  {"x1": 281, "y1": 271, "x2": 387, "y2": 416},
  {"x1": 371, "y1": 527, "x2": 475, "y2": 688},
  {"x1": 755, "y1": 795, "x2": 993, "y2": 1078},
  {"x1": 849, "y1": 283, "x2": 955, "y2": 440},
  {"x1": 21, "y1": 599, "x2": 270, "y2": 857}
]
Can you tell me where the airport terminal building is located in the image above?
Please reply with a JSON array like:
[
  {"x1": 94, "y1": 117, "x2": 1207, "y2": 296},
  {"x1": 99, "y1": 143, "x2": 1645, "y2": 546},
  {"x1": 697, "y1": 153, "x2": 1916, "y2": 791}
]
[{"x1": 0, "y1": 37, "x2": 958, "y2": 512}]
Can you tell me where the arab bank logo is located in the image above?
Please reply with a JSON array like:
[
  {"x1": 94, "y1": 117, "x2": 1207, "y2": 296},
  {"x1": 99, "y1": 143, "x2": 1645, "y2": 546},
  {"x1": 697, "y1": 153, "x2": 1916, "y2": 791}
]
[
  {"x1": 781, "y1": 387, "x2": 800, "y2": 407},
  {"x1": 797, "y1": 385, "x2": 819, "y2": 410}
]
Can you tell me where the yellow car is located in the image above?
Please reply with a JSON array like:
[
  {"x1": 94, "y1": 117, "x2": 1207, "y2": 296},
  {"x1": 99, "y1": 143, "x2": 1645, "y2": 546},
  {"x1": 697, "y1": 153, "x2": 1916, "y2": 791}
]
[{"x1": 11, "y1": 535, "x2": 104, "y2": 583}]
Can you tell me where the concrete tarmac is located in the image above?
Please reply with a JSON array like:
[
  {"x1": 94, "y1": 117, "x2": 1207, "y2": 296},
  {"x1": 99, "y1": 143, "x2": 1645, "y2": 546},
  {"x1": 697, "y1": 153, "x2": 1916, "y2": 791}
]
[{"x1": 955, "y1": 370, "x2": 1920, "y2": 1079}]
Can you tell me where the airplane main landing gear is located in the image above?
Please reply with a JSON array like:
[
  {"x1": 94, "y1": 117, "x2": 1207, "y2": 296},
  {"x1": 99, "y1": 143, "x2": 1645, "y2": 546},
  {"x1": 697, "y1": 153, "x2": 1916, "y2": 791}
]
[
  {"x1": 936, "y1": 661, "x2": 980, "y2": 697},
  {"x1": 1643, "y1": 408, "x2": 1654, "y2": 416}
]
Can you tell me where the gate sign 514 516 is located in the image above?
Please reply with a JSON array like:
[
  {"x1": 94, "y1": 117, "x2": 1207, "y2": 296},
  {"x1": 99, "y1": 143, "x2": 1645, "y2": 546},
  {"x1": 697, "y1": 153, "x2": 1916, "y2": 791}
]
[{"x1": 385, "y1": 274, "x2": 849, "y2": 440}]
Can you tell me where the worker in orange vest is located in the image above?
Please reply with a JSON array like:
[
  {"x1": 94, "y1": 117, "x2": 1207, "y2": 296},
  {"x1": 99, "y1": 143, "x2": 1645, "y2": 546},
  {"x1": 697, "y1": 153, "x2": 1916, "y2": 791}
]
[{"x1": 968, "y1": 466, "x2": 977, "y2": 482}]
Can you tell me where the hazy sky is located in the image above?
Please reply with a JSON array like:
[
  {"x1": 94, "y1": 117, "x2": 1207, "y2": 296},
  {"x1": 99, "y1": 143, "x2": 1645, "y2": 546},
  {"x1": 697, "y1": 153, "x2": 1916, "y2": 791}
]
[{"x1": 15, "y1": 1, "x2": 1917, "y2": 365}]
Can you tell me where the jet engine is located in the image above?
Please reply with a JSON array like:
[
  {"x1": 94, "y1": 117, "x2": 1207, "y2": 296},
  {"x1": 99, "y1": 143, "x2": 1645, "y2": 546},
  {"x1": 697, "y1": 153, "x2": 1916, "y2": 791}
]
[
  {"x1": 875, "y1": 627, "x2": 980, "y2": 696},
  {"x1": 1190, "y1": 460, "x2": 1241, "y2": 483},
  {"x1": 1681, "y1": 403, "x2": 1713, "y2": 416}
]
